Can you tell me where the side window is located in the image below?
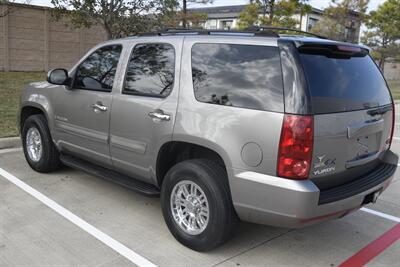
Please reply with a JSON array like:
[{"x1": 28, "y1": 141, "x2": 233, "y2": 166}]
[
  {"x1": 123, "y1": 43, "x2": 175, "y2": 97},
  {"x1": 73, "y1": 45, "x2": 122, "y2": 92},
  {"x1": 191, "y1": 43, "x2": 284, "y2": 112}
]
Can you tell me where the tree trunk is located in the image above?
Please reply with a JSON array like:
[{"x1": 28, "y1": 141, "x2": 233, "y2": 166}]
[
  {"x1": 103, "y1": 21, "x2": 113, "y2": 40},
  {"x1": 379, "y1": 56, "x2": 385, "y2": 72},
  {"x1": 182, "y1": 0, "x2": 187, "y2": 28},
  {"x1": 299, "y1": 13, "x2": 303, "y2": 30},
  {"x1": 269, "y1": 0, "x2": 275, "y2": 25},
  {"x1": 379, "y1": 37, "x2": 388, "y2": 72}
]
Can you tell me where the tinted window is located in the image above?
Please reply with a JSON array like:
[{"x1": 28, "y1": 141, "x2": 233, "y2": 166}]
[
  {"x1": 123, "y1": 43, "x2": 175, "y2": 97},
  {"x1": 299, "y1": 53, "x2": 392, "y2": 114},
  {"x1": 191, "y1": 43, "x2": 283, "y2": 112},
  {"x1": 74, "y1": 45, "x2": 122, "y2": 91}
]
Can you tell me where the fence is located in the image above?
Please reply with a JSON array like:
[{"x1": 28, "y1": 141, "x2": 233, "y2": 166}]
[
  {"x1": 1, "y1": 3, "x2": 399, "y2": 80},
  {"x1": 0, "y1": 3, "x2": 107, "y2": 72}
]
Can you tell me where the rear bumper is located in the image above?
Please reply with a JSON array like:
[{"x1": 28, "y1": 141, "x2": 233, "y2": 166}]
[{"x1": 230, "y1": 150, "x2": 398, "y2": 228}]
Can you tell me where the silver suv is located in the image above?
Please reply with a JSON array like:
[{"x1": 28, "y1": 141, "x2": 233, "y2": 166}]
[{"x1": 19, "y1": 28, "x2": 398, "y2": 251}]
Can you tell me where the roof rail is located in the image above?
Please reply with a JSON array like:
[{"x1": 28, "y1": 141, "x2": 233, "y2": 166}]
[
  {"x1": 248, "y1": 26, "x2": 327, "y2": 39},
  {"x1": 137, "y1": 27, "x2": 279, "y2": 38},
  {"x1": 136, "y1": 26, "x2": 326, "y2": 39}
]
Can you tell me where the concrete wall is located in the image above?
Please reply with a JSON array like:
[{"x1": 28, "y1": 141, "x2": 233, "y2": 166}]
[
  {"x1": 0, "y1": 3, "x2": 107, "y2": 72},
  {"x1": 384, "y1": 62, "x2": 400, "y2": 81}
]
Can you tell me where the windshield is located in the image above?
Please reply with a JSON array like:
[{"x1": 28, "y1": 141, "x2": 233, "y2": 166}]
[{"x1": 299, "y1": 53, "x2": 392, "y2": 114}]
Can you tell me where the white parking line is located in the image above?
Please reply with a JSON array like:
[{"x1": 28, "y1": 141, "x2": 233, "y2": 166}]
[
  {"x1": 361, "y1": 208, "x2": 400, "y2": 223},
  {"x1": 0, "y1": 147, "x2": 22, "y2": 154},
  {"x1": 0, "y1": 168, "x2": 157, "y2": 267},
  {"x1": 1, "y1": 166, "x2": 399, "y2": 266}
]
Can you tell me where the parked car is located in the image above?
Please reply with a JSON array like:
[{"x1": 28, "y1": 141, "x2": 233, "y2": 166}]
[{"x1": 19, "y1": 28, "x2": 398, "y2": 251}]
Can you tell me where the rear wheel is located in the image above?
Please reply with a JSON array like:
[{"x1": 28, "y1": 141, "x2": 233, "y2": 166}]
[
  {"x1": 161, "y1": 159, "x2": 236, "y2": 251},
  {"x1": 22, "y1": 114, "x2": 61, "y2": 172}
]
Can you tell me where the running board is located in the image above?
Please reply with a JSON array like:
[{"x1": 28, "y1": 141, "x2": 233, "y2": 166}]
[{"x1": 60, "y1": 154, "x2": 160, "y2": 197}]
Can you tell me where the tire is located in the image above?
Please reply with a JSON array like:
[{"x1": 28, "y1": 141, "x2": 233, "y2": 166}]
[
  {"x1": 22, "y1": 114, "x2": 61, "y2": 173},
  {"x1": 161, "y1": 159, "x2": 237, "y2": 251}
]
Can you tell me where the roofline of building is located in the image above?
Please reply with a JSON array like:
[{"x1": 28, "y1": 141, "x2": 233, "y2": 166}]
[
  {"x1": 2, "y1": 2, "x2": 359, "y2": 18},
  {"x1": 1, "y1": 2, "x2": 52, "y2": 10},
  {"x1": 188, "y1": 4, "x2": 324, "y2": 15}
]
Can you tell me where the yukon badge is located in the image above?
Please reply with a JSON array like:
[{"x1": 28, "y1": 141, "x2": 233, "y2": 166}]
[{"x1": 313, "y1": 155, "x2": 336, "y2": 176}]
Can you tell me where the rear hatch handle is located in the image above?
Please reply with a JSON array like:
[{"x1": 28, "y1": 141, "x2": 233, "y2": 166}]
[{"x1": 347, "y1": 119, "x2": 383, "y2": 139}]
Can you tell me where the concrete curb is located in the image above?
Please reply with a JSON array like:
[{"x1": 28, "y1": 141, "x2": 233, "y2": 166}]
[{"x1": 0, "y1": 137, "x2": 21, "y2": 150}]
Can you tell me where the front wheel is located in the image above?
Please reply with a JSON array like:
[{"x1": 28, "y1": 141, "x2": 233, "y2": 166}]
[
  {"x1": 161, "y1": 159, "x2": 236, "y2": 251},
  {"x1": 22, "y1": 114, "x2": 61, "y2": 173}
]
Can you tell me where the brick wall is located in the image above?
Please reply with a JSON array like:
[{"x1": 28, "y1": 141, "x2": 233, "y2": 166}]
[{"x1": 0, "y1": 3, "x2": 107, "y2": 72}]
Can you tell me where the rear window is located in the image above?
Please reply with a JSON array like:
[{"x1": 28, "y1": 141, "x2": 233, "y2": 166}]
[
  {"x1": 191, "y1": 43, "x2": 284, "y2": 112},
  {"x1": 299, "y1": 53, "x2": 392, "y2": 114}
]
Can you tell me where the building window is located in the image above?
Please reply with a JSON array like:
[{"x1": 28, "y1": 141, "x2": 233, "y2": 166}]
[
  {"x1": 207, "y1": 19, "x2": 217, "y2": 29},
  {"x1": 345, "y1": 27, "x2": 355, "y2": 40},
  {"x1": 307, "y1": 17, "x2": 319, "y2": 31},
  {"x1": 220, "y1": 20, "x2": 233, "y2": 30}
]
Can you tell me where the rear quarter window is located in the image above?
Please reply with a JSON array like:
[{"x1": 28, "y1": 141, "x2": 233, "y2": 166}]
[
  {"x1": 191, "y1": 43, "x2": 284, "y2": 112},
  {"x1": 299, "y1": 53, "x2": 392, "y2": 114}
]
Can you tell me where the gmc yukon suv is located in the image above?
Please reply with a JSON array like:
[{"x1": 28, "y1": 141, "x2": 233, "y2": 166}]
[{"x1": 19, "y1": 28, "x2": 398, "y2": 251}]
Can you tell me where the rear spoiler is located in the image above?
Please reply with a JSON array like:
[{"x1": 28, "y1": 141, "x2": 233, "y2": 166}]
[{"x1": 298, "y1": 44, "x2": 369, "y2": 58}]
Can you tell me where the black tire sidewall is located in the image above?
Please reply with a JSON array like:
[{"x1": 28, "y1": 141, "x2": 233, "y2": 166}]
[
  {"x1": 161, "y1": 160, "x2": 232, "y2": 251},
  {"x1": 22, "y1": 115, "x2": 55, "y2": 172}
]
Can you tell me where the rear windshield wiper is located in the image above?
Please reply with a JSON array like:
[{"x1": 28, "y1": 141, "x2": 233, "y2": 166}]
[{"x1": 367, "y1": 105, "x2": 392, "y2": 116}]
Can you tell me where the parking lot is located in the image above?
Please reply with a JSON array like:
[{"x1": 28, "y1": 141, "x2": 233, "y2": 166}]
[{"x1": 1, "y1": 108, "x2": 400, "y2": 266}]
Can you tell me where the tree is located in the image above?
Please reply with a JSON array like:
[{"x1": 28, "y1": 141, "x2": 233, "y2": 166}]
[
  {"x1": 51, "y1": 0, "x2": 166, "y2": 39},
  {"x1": 237, "y1": 2, "x2": 260, "y2": 29},
  {"x1": 266, "y1": 0, "x2": 298, "y2": 27},
  {"x1": 156, "y1": 0, "x2": 208, "y2": 28},
  {"x1": 258, "y1": 0, "x2": 275, "y2": 23},
  {"x1": 311, "y1": 0, "x2": 368, "y2": 43},
  {"x1": 295, "y1": 0, "x2": 311, "y2": 30},
  {"x1": 362, "y1": 0, "x2": 400, "y2": 70},
  {"x1": 238, "y1": 0, "x2": 310, "y2": 29},
  {"x1": 181, "y1": 0, "x2": 211, "y2": 28}
]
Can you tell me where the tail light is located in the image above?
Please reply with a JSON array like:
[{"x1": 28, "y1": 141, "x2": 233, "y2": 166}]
[{"x1": 277, "y1": 115, "x2": 313, "y2": 180}]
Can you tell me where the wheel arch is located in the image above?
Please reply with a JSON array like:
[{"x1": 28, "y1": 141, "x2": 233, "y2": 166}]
[
  {"x1": 156, "y1": 139, "x2": 232, "y2": 188},
  {"x1": 20, "y1": 104, "x2": 48, "y2": 133}
]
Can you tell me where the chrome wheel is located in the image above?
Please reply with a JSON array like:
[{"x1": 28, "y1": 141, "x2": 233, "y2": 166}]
[
  {"x1": 170, "y1": 180, "x2": 210, "y2": 235},
  {"x1": 26, "y1": 127, "x2": 42, "y2": 162}
]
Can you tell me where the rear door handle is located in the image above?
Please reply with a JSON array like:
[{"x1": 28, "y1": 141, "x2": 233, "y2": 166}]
[
  {"x1": 91, "y1": 103, "x2": 108, "y2": 112},
  {"x1": 148, "y1": 109, "x2": 170, "y2": 121}
]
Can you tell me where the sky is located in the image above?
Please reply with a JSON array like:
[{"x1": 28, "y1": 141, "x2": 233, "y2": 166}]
[{"x1": 19, "y1": 0, "x2": 386, "y2": 12}]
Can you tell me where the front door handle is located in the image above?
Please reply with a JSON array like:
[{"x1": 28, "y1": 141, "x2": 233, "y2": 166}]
[
  {"x1": 91, "y1": 103, "x2": 108, "y2": 112},
  {"x1": 148, "y1": 109, "x2": 171, "y2": 122}
]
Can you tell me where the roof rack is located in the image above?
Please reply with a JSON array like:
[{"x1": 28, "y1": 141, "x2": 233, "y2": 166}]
[
  {"x1": 138, "y1": 27, "x2": 279, "y2": 37},
  {"x1": 137, "y1": 26, "x2": 326, "y2": 39},
  {"x1": 248, "y1": 26, "x2": 327, "y2": 39}
]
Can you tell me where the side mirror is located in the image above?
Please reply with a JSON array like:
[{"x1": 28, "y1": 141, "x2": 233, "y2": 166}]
[{"x1": 47, "y1": 69, "x2": 70, "y2": 86}]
